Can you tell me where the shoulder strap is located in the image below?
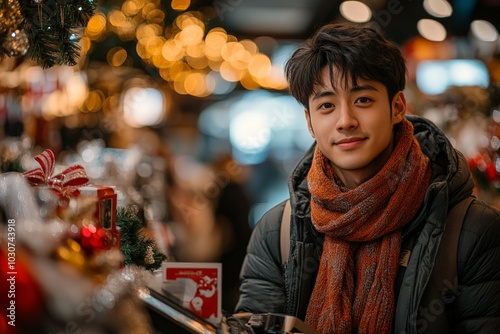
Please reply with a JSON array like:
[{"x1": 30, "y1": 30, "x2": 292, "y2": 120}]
[
  {"x1": 435, "y1": 196, "x2": 474, "y2": 292},
  {"x1": 280, "y1": 200, "x2": 291, "y2": 267},
  {"x1": 419, "y1": 196, "x2": 474, "y2": 332}
]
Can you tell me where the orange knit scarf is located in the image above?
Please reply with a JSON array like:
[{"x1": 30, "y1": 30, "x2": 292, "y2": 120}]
[{"x1": 305, "y1": 119, "x2": 432, "y2": 333}]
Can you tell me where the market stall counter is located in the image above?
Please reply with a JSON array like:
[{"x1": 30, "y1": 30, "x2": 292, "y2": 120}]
[{"x1": 143, "y1": 271, "x2": 319, "y2": 334}]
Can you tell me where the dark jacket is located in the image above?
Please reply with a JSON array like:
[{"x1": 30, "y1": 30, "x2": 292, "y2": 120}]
[{"x1": 236, "y1": 115, "x2": 500, "y2": 333}]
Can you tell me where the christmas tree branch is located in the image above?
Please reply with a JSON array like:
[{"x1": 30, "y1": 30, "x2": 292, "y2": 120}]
[
  {"x1": 8, "y1": 0, "x2": 96, "y2": 68},
  {"x1": 117, "y1": 206, "x2": 167, "y2": 271}
]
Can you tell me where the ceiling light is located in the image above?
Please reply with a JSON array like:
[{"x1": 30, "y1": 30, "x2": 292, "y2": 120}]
[
  {"x1": 423, "y1": 0, "x2": 453, "y2": 18},
  {"x1": 340, "y1": 1, "x2": 372, "y2": 23},
  {"x1": 471, "y1": 20, "x2": 498, "y2": 42},
  {"x1": 417, "y1": 19, "x2": 447, "y2": 42}
]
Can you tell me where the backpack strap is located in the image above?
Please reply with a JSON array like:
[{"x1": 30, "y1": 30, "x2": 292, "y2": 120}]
[
  {"x1": 280, "y1": 200, "x2": 291, "y2": 267},
  {"x1": 418, "y1": 196, "x2": 474, "y2": 332}
]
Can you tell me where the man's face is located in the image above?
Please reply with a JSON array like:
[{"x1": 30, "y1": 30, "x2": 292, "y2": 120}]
[{"x1": 305, "y1": 67, "x2": 406, "y2": 188}]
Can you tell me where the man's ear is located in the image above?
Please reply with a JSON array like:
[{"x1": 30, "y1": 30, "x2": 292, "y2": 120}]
[
  {"x1": 392, "y1": 91, "x2": 407, "y2": 124},
  {"x1": 304, "y1": 109, "x2": 315, "y2": 138}
]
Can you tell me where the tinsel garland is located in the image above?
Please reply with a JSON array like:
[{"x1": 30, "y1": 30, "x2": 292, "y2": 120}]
[
  {"x1": 116, "y1": 206, "x2": 167, "y2": 271},
  {"x1": 0, "y1": 0, "x2": 96, "y2": 68}
]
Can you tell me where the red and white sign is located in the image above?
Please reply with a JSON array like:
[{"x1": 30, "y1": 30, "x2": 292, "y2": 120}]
[{"x1": 163, "y1": 262, "x2": 222, "y2": 324}]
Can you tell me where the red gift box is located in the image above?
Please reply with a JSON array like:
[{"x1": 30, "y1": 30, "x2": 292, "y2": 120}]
[{"x1": 79, "y1": 185, "x2": 119, "y2": 247}]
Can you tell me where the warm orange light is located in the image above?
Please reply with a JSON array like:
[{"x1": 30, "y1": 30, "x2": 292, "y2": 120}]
[
  {"x1": 172, "y1": 0, "x2": 191, "y2": 12},
  {"x1": 142, "y1": 3, "x2": 157, "y2": 20},
  {"x1": 80, "y1": 36, "x2": 92, "y2": 54},
  {"x1": 186, "y1": 55, "x2": 208, "y2": 69},
  {"x1": 92, "y1": 3, "x2": 295, "y2": 96},
  {"x1": 87, "y1": 13, "x2": 106, "y2": 32},
  {"x1": 221, "y1": 42, "x2": 245, "y2": 62},
  {"x1": 240, "y1": 39, "x2": 258, "y2": 55},
  {"x1": 136, "y1": 39, "x2": 149, "y2": 59},
  {"x1": 184, "y1": 72, "x2": 206, "y2": 96},
  {"x1": 86, "y1": 13, "x2": 107, "y2": 40},
  {"x1": 186, "y1": 42, "x2": 205, "y2": 58},
  {"x1": 169, "y1": 62, "x2": 190, "y2": 79},
  {"x1": 173, "y1": 72, "x2": 189, "y2": 95},
  {"x1": 219, "y1": 61, "x2": 244, "y2": 82},
  {"x1": 268, "y1": 66, "x2": 288, "y2": 90},
  {"x1": 205, "y1": 28, "x2": 227, "y2": 50},
  {"x1": 178, "y1": 24, "x2": 204, "y2": 46},
  {"x1": 145, "y1": 9, "x2": 165, "y2": 23},
  {"x1": 207, "y1": 58, "x2": 222, "y2": 71},
  {"x1": 103, "y1": 95, "x2": 120, "y2": 115},
  {"x1": 107, "y1": 47, "x2": 128, "y2": 66},
  {"x1": 85, "y1": 91, "x2": 104, "y2": 112},
  {"x1": 162, "y1": 39, "x2": 184, "y2": 61},
  {"x1": 159, "y1": 68, "x2": 171, "y2": 81},
  {"x1": 152, "y1": 54, "x2": 173, "y2": 68},
  {"x1": 146, "y1": 36, "x2": 165, "y2": 56},
  {"x1": 230, "y1": 49, "x2": 251, "y2": 70},
  {"x1": 248, "y1": 54, "x2": 272, "y2": 79},
  {"x1": 176, "y1": 14, "x2": 203, "y2": 30},
  {"x1": 240, "y1": 72, "x2": 260, "y2": 90},
  {"x1": 136, "y1": 24, "x2": 158, "y2": 40},
  {"x1": 122, "y1": 0, "x2": 142, "y2": 16},
  {"x1": 109, "y1": 10, "x2": 127, "y2": 27}
]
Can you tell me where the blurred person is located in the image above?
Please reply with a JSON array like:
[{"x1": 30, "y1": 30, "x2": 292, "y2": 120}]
[
  {"x1": 211, "y1": 154, "x2": 252, "y2": 312},
  {"x1": 235, "y1": 24, "x2": 500, "y2": 333},
  {"x1": 122, "y1": 128, "x2": 223, "y2": 264},
  {"x1": 163, "y1": 152, "x2": 225, "y2": 263}
]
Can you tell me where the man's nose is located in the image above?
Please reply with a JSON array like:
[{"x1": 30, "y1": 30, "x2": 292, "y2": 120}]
[{"x1": 336, "y1": 104, "x2": 358, "y2": 131}]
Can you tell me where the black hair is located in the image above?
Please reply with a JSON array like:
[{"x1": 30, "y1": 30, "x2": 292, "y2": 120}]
[{"x1": 284, "y1": 23, "x2": 407, "y2": 110}]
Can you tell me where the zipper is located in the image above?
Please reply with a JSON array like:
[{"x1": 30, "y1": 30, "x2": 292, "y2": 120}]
[{"x1": 284, "y1": 261, "x2": 290, "y2": 314}]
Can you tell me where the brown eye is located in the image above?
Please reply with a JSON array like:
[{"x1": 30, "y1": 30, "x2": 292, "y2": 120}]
[{"x1": 356, "y1": 97, "x2": 372, "y2": 104}]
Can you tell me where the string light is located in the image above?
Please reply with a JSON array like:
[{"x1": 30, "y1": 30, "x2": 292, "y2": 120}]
[{"x1": 81, "y1": 1, "x2": 286, "y2": 97}]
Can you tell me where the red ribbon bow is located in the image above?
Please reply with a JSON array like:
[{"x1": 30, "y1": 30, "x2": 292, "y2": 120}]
[{"x1": 23, "y1": 149, "x2": 89, "y2": 197}]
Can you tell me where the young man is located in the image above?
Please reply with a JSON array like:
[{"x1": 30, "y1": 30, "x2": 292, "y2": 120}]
[{"x1": 235, "y1": 24, "x2": 500, "y2": 333}]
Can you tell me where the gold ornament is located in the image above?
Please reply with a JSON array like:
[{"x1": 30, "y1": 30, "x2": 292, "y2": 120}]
[
  {"x1": 55, "y1": 239, "x2": 86, "y2": 271},
  {"x1": 2, "y1": 29, "x2": 29, "y2": 57},
  {"x1": 0, "y1": 0, "x2": 23, "y2": 34},
  {"x1": 144, "y1": 246, "x2": 155, "y2": 265}
]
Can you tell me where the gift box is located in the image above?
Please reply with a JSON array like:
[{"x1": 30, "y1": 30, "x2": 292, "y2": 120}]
[
  {"x1": 23, "y1": 149, "x2": 89, "y2": 206},
  {"x1": 79, "y1": 185, "x2": 119, "y2": 247}
]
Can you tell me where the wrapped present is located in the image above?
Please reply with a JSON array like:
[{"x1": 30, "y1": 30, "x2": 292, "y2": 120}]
[
  {"x1": 79, "y1": 185, "x2": 119, "y2": 248},
  {"x1": 22, "y1": 149, "x2": 89, "y2": 202}
]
